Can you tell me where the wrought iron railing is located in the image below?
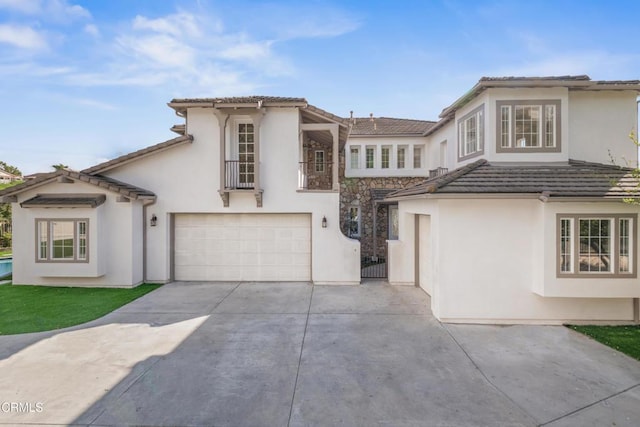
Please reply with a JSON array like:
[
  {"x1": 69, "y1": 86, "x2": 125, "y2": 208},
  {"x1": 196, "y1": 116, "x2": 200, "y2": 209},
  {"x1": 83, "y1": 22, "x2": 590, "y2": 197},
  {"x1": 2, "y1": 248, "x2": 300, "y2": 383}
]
[
  {"x1": 225, "y1": 160, "x2": 254, "y2": 189},
  {"x1": 429, "y1": 167, "x2": 448, "y2": 179}
]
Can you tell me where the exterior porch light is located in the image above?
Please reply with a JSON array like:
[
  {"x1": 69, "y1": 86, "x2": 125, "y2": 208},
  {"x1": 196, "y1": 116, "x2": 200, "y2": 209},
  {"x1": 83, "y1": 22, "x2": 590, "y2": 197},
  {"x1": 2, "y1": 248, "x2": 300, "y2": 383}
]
[
  {"x1": 322, "y1": 216, "x2": 327, "y2": 228},
  {"x1": 150, "y1": 214, "x2": 157, "y2": 227}
]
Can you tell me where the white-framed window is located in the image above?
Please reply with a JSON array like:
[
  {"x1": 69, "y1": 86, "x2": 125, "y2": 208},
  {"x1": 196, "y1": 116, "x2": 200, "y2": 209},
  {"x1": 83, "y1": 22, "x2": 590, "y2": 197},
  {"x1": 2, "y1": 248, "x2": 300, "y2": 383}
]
[
  {"x1": 350, "y1": 146, "x2": 360, "y2": 169},
  {"x1": 557, "y1": 214, "x2": 635, "y2": 277},
  {"x1": 388, "y1": 205, "x2": 399, "y2": 240},
  {"x1": 397, "y1": 146, "x2": 406, "y2": 169},
  {"x1": 347, "y1": 206, "x2": 360, "y2": 238},
  {"x1": 457, "y1": 105, "x2": 484, "y2": 161},
  {"x1": 497, "y1": 100, "x2": 560, "y2": 152},
  {"x1": 314, "y1": 150, "x2": 325, "y2": 173},
  {"x1": 413, "y1": 146, "x2": 423, "y2": 168},
  {"x1": 235, "y1": 121, "x2": 255, "y2": 187},
  {"x1": 366, "y1": 146, "x2": 375, "y2": 169},
  {"x1": 381, "y1": 146, "x2": 391, "y2": 169},
  {"x1": 36, "y1": 219, "x2": 89, "y2": 262}
]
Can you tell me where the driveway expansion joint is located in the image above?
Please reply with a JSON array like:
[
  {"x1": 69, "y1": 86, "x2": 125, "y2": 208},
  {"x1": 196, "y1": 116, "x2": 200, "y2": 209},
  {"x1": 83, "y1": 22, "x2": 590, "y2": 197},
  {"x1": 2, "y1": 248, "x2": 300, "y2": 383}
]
[
  {"x1": 442, "y1": 323, "x2": 539, "y2": 425},
  {"x1": 538, "y1": 382, "x2": 640, "y2": 426}
]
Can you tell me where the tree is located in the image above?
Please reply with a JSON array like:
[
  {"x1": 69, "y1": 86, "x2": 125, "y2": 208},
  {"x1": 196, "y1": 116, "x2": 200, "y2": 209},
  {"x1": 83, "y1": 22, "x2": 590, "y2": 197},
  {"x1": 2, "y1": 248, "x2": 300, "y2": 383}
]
[
  {"x1": 622, "y1": 131, "x2": 640, "y2": 205},
  {"x1": 0, "y1": 160, "x2": 21, "y2": 249},
  {"x1": 52, "y1": 163, "x2": 69, "y2": 171},
  {"x1": 0, "y1": 161, "x2": 21, "y2": 176}
]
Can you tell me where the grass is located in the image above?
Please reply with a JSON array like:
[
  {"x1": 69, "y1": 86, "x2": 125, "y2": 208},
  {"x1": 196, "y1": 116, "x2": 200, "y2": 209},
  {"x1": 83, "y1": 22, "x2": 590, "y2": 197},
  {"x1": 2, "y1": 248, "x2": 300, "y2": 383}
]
[
  {"x1": 0, "y1": 250, "x2": 10, "y2": 257},
  {"x1": 0, "y1": 283, "x2": 161, "y2": 335},
  {"x1": 568, "y1": 325, "x2": 640, "y2": 361}
]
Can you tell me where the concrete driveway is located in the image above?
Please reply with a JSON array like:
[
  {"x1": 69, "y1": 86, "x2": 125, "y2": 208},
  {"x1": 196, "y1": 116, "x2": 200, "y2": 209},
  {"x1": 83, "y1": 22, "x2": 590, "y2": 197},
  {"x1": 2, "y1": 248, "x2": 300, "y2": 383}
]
[{"x1": 1, "y1": 282, "x2": 639, "y2": 426}]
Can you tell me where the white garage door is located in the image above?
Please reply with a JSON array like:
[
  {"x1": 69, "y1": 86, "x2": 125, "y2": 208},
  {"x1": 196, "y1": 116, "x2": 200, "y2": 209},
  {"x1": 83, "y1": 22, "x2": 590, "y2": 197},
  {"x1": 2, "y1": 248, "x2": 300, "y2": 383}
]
[{"x1": 174, "y1": 213, "x2": 311, "y2": 281}]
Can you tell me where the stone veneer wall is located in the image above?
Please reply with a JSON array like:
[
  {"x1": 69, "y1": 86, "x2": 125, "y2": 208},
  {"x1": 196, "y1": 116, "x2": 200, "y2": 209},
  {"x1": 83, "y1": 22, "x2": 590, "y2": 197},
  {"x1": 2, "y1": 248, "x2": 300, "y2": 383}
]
[
  {"x1": 339, "y1": 147, "x2": 424, "y2": 257},
  {"x1": 303, "y1": 139, "x2": 333, "y2": 190}
]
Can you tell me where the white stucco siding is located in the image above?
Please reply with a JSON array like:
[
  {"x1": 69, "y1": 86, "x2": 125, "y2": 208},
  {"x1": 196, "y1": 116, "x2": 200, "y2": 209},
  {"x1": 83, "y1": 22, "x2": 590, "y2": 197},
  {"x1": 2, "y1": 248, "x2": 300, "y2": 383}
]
[
  {"x1": 391, "y1": 197, "x2": 636, "y2": 324},
  {"x1": 103, "y1": 107, "x2": 360, "y2": 284},
  {"x1": 11, "y1": 180, "x2": 142, "y2": 287},
  {"x1": 568, "y1": 91, "x2": 638, "y2": 167}
]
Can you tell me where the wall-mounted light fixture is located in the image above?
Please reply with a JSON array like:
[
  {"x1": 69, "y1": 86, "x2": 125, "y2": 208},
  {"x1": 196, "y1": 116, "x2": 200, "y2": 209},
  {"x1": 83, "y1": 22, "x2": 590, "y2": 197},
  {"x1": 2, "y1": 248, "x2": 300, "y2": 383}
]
[
  {"x1": 150, "y1": 214, "x2": 157, "y2": 227},
  {"x1": 322, "y1": 216, "x2": 327, "y2": 228}
]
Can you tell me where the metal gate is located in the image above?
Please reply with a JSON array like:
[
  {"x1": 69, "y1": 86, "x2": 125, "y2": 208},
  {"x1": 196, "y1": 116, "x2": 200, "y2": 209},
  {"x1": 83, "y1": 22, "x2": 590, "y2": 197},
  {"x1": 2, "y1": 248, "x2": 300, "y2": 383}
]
[{"x1": 361, "y1": 256, "x2": 387, "y2": 279}]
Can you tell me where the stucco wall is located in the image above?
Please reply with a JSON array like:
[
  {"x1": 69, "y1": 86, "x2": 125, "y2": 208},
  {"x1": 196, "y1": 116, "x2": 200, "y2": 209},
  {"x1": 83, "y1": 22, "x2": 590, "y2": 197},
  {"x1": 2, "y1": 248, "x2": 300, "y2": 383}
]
[
  {"x1": 431, "y1": 87, "x2": 638, "y2": 171},
  {"x1": 105, "y1": 107, "x2": 360, "y2": 284},
  {"x1": 568, "y1": 91, "x2": 638, "y2": 167},
  {"x1": 390, "y1": 197, "x2": 637, "y2": 324},
  {"x1": 12, "y1": 180, "x2": 143, "y2": 287}
]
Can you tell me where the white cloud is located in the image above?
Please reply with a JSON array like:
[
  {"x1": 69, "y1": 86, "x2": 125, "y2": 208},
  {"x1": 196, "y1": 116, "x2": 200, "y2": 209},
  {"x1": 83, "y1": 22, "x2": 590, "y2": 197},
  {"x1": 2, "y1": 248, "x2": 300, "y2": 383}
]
[
  {"x1": 84, "y1": 24, "x2": 99, "y2": 37},
  {"x1": 0, "y1": 0, "x2": 90, "y2": 22},
  {"x1": 218, "y1": 41, "x2": 272, "y2": 60},
  {"x1": 0, "y1": 24, "x2": 47, "y2": 50},
  {"x1": 132, "y1": 12, "x2": 206, "y2": 38},
  {"x1": 116, "y1": 34, "x2": 196, "y2": 68},
  {"x1": 0, "y1": 0, "x2": 40, "y2": 14}
]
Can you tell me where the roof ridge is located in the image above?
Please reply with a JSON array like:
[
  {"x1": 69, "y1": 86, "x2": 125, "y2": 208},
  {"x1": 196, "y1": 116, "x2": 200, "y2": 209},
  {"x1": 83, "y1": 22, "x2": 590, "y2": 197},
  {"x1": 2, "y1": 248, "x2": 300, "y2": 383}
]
[
  {"x1": 351, "y1": 116, "x2": 436, "y2": 123},
  {"x1": 82, "y1": 134, "x2": 193, "y2": 175}
]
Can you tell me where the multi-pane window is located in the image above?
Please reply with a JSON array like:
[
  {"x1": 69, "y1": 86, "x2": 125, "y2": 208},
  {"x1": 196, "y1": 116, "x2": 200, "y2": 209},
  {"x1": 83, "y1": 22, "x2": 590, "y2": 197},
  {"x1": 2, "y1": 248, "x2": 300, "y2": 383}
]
[
  {"x1": 36, "y1": 219, "x2": 89, "y2": 262},
  {"x1": 366, "y1": 147, "x2": 375, "y2": 169},
  {"x1": 397, "y1": 146, "x2": 406, "y2": 169},
  {"x1": 314, "y1": 151, "x2": 325, "y2": 173},
  {"x1": 413, "y1": 146, "x2": 423, "y2": 168},
  {"x1": 497, "y1": 100, "x2": 560, "y2": 152},
  {"x1": 381, "y1": 146, "x2": 390, "y2": 169},
  {"x1": 558, "y1": 215, "x2": 635, "y2": 277},
  {"x1": 457, "y1": 105, "x2": 484, "y2": 160},
  {"x1": 350, "y1": 146, "x2": 360, "y2": 169},
  {"x1": 347, "y1": 206, "x2": 360, "y2": 237},
  {"x1": 237, "y1": 123, "x2": 254, "y2": 186}
]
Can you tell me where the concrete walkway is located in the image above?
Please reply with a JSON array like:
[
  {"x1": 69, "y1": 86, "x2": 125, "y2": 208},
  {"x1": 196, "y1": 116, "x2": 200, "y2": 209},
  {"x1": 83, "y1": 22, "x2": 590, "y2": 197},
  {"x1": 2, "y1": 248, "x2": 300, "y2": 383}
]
[{"x1": 0, "y1": 282, "x2": 639, "y2": 426}]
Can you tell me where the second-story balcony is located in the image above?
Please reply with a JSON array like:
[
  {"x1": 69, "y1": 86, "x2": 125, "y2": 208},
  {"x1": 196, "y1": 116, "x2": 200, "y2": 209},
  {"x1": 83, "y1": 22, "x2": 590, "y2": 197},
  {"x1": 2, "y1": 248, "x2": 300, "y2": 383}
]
[
  {"x1": 225, "y1": 160, "x2": 255, "y2": 189},
  {"x1": 298, "y1": 161, "x2": 333, "y2": 190}
]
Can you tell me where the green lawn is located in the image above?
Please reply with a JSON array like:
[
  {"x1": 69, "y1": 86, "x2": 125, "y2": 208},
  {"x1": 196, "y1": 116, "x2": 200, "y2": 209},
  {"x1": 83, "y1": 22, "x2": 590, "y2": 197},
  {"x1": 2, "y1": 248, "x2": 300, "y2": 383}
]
[
  {"x1": 0, "y1": 250, "x2": 10, "y2": 257},
  {"x1": 0, "y1": 283, "x2": 161, "y2": 335},
  {"x1": 569, "y1": 325, "x2": 640, "y2": 361}
]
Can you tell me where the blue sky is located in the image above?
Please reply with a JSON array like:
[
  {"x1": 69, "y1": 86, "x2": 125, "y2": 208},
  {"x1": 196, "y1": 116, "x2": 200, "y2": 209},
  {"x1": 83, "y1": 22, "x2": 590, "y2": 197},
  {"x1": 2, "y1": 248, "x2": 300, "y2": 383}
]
[{"x1": 0, "y1": 0, "x2": 638, "y2": 175}]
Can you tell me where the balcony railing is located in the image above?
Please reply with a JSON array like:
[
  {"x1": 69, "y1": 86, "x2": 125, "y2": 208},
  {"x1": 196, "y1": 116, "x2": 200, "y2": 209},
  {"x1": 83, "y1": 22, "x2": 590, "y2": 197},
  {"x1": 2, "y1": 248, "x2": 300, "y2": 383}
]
[
  {"x1": 298, "y1": 161, "x2": 333, "y2": 190},
  {"x1": 225, "y1": 160, "x2": 254, "y2": 189},
  {"x1": 429, "y1": 167, "x2": 448, "y2": 179}
]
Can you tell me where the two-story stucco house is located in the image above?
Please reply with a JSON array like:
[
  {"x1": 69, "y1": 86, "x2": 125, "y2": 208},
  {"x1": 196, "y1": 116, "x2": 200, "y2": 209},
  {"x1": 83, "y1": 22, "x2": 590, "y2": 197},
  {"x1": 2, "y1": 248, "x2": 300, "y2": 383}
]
[
  {"x1": 1, "y1": 97, "x2": 360, "y2": 287},
  {"x1": 387, "y1": 76, "x2": 640, "y2": 324},
  {"x1": 2, "y1": 76, "x2": 639, "y2": 325}
]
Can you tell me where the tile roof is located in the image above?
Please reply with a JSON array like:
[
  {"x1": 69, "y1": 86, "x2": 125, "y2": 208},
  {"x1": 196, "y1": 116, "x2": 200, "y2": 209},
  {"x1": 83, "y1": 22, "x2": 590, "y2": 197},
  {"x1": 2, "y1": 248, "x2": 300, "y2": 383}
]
[
  {"x1": 82, "y1": 135, "x2": 192, "y2": 175},
  {"x1": 350, "y1": 117, "x2": 436, "y2": 136},
  {"x1": 21, "y1": 194, "x2": 107, "y2": 208},
  {"x1": 388, "y1": 159, "x2": 640, "y2": 199},
  {"x1": 169, "y1": 96, "x2": 307, "y2": 109},
  {"x1": 479, "y1": 75, "x2": 591, "y2": 82},
  {"x1": 370, "y1": 188, "x2": 397, "y2": 201},
  {"x1": 0, "y1": 169, "x2": 155, "y2": 201}
]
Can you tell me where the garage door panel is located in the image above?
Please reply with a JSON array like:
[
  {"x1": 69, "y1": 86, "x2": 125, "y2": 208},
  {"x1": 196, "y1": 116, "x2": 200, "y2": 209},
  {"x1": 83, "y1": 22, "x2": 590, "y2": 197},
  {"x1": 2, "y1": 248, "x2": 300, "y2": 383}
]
[{"x1": 174, "y1": 214, "x2": 311, "y2": 281}]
